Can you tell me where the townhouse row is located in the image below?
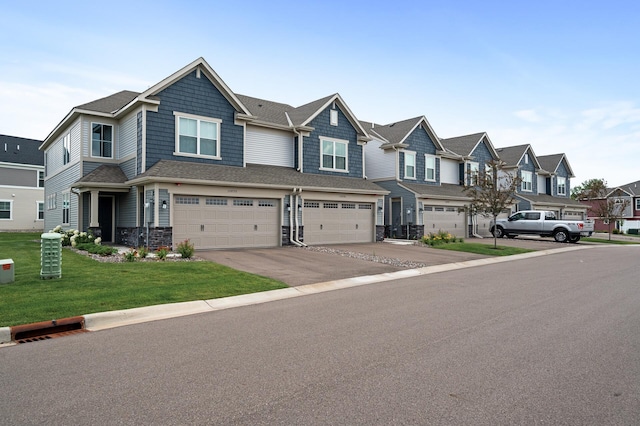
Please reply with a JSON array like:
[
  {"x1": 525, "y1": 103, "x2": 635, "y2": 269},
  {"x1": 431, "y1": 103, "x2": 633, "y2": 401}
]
[{"x1": 38, "y1": 57, "x2": 587, "y2": 249}]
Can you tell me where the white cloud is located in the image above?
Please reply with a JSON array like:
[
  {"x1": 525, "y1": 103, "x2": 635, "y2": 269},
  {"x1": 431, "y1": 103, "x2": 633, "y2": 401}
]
[{"x1": 514, "y1": 109, "x2": 542, "y2": 123}]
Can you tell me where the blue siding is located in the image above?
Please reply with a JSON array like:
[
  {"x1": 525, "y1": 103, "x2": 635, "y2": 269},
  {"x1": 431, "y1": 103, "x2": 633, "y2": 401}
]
[
  {"x1": 376, "y1": 180, "x2": 418, "y2": 225},
  {"x1": 136, "y1": 111, "x2": 143, "y2": 174},
  {"x1": 303, "y1": 105, "x2": 363, "y2": 178},
  {"x1": 555, "y1": 160, "x2": 570, "y2": 197},
  {"x1": 399, "y1": 126, "x2": 440, "y2": 184},
  {"x1": 145, "y1": 70, "x2": 244, "y2": 169},
  {"x1": 517, "y1": 160, "x2": 537, "y2": 194},
  {"x1": 117, "y1": 188, "x2": 137, "y2": 227}
]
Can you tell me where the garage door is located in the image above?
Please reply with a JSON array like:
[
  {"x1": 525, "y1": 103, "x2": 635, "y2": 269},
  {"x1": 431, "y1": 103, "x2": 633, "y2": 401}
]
[
  {"x1": 475, "y1": 211, "x2": 510, "y2": 237},
  {"x1": 303, "y1": 201, "x2": 374, "y2": 245},
  {"x1": 562, "y1": 210, "x2": 584, "y2": 221},
  {"x1": 173, "y1": 196, "x2": 280, "y2": 249},
  {"x1": 423, "y1": 206, "x2": 465, "y2": 238}
]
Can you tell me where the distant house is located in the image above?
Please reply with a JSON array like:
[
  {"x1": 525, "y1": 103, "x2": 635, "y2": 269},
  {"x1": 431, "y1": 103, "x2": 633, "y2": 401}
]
[
  {"x1": 581, "y1": 181, "x2": 640, "y2": 232},
  {"x1": 0, "y1": 134, "x2": 44, "y2": 231},
  {"x1": 39, "y1": 57, "x2": 387, "y2": 249}
]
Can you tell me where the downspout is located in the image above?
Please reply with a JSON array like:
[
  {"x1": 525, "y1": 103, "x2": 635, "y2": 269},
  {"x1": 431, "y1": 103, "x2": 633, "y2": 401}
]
[
  {"x1": 293, "y1": 127, "x2": 303, "y2": 173},
  {"x1": 293, "y1": 188, "x2": 307, "y2": 246},
  {"x1": 288, "y1": 189, "x2": 305, "y2": 247},
  {"x1": 471, "y1": 213, "x2": 483, "y2": 238}
]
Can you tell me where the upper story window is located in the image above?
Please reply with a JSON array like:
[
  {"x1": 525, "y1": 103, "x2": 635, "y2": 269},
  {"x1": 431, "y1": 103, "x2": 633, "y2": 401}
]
[
  {"x1": 521, "y1": 170, "x2": 533, "y2": 192},
  {"x1": 0, "y1": 200, "x2": 12, "y2": 220},
  {"x1": 557, "y1": 177, "x2": 566, "y2": 195},
  {"x1": 62, "y1": 134, "x2": 71, "y2": 164},
  {"x1": 330, "y1": 109, "x2": 338, "y2": 126},
  {"x1": 62, "y1": 192, "x2": 70, "y2": 224},
  {"x1": 524, "y1": 153, "x2": 529, "y2": 164},
  {"x1": 404, "y1": 151, "x2": 416, "y2": 179},
  {"x1": 321, "y1": 138, "x2": 348, "y2": 172},
  {"x1": 175, "y1": 113, "x2": 221, "y2": 159},
  {"x1": 425, "y1": 155, "x2": 436, "y2": 182},
  {"x1": 469, "y1": 162, "x2": 479, "y2": 185},
  {"x1": 37, "y1": 201, "x2": 44, "y2": 220},
  {"x1": 91, "y1": 123, "x2": 113, "y2": 158},
  {"x1": 38, "y1": 170, "x2": 44, "y2": 188}
]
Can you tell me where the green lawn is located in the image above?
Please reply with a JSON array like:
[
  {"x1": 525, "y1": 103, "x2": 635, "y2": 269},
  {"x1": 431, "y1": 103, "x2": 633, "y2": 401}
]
[
  {"x1": 0, "y1": 233, "x2": 287, "y2": 327},
  {"x1": 430, "y1": 242, "x2": 535, "y2": 256},
  {"x1": 582, "y1": 237, "x2": 640, "y2": 245}
]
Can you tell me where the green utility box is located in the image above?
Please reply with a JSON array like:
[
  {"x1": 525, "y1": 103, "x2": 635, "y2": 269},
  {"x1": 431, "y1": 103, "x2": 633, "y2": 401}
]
[{"x1": 41, "y1": 232, "x2": 62, "y2": 279}]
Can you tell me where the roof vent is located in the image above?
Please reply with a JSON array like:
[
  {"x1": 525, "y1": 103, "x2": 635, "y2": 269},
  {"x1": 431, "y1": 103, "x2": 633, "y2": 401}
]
[{"x1": 258, "y1": 104, "x2": 263, "y2": 107}]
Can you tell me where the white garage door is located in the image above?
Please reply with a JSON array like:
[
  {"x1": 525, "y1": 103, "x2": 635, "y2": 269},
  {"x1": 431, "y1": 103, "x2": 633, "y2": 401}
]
[
  {"x1": 173, "y1": 196, "x2": 280, "y2": 249},
  {"x1": 562, "y1": 210, "x2": 584, "y2": 221},
  {"x1": 423, "y1": 206, "x2": 466, "y2": 238},
  {"x1": 475, "y1": 211, "x2": 510, "y2": 237},
  {"x1": 303, "y1": 201, "x2": 374, "y2": 245}
]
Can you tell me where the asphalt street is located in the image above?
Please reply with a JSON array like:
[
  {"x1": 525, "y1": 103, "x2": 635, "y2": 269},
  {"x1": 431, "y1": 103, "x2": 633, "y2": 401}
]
[{"x1": 1, "y1": 245, "x2": 639, "y2": 424}]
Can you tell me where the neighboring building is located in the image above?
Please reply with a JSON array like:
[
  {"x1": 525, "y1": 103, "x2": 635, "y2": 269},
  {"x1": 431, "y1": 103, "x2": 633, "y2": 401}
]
[
  {"x1": 0, "y1": 134, "x2": 45, "y2": 231},
  {"x1": 40, "y1": 57, "x2": 387, "y2": 249},
  {"x1": 581, "y1": 181, "x2": 640, "y2": 232}
]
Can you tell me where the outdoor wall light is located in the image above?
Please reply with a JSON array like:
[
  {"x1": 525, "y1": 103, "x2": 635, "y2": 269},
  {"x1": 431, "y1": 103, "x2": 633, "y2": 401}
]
[
  {"x1": 162, "y1": 200, "x2": 167, "y2": 209},
  {"x1": 377, "y1": 206, "x2": 383, "y2": 211},
  {"x1": 286, "y1": 203, "x2": 291, "y2": 212}
]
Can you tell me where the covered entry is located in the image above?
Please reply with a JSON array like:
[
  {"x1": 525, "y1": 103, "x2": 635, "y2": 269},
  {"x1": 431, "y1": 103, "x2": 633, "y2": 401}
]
[
  {"x1": 303, "y1": 200, "x2": 374, "y2": 245},
  {"x1": 173, "y1": 195, "x2": 281, "y2": 249}
]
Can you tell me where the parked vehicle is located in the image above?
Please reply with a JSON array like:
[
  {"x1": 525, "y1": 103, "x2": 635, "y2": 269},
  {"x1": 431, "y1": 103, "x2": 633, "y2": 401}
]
[{"x1": 490, "y1": 210, "x2": 594, "y2": 243}]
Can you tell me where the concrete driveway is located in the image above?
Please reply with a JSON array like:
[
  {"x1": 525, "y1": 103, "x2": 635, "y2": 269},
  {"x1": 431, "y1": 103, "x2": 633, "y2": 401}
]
[{"x1": 197, "y1": 236, "x2": 566, "y2": 286}]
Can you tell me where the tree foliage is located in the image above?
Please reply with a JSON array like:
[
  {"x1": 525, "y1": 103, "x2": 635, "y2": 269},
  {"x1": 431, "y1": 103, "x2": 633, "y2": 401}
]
[
  {"x1": 571, "y1": 178, "x2": 607, "y2": 200},
  {"x1": 462, "y1": 160, "x2": 521, "y2": 248}
]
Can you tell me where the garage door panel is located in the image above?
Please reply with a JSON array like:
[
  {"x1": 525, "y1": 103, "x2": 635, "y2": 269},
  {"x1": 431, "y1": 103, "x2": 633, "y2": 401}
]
[
  {"x1": 304, "y1": 201, "x2": 374, "y2": 245},
  {"x1": 423, "y1": 206, "x2": 465, "y2": 238}
]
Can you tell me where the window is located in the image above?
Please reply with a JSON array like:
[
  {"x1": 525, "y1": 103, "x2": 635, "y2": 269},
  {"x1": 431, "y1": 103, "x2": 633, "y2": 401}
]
[
  {"x1": 524, "y1": 153, "x2": 529, "y2": 164},
  {"x1": 469, "y1": 162, "x2": 479, "y2": 185},
  {"x1": 37, "y1": 201, "x2": 44, "y2": 220},
  {"x1": 62, "y1": 192, "x2": 70, "y2": 224},
  {"x1": 524, "y1": 212, "x2": 541, "y2": 220},
  {"x1": 38, "y1": 170, "x2": 45, "y2": 188},
  {"x1": 0, "y1": 200, "x2": 11, "y2": 220},
  {"x1": 404, "y1": 152, "x2": 416, "y2": 179},
  {"x1": 47, "y1": 193, "x2": 56, "y2": 210},
  {"x1": 206, "y1": 198, "x2": 227, "y2": 206},
  {"x1": 91, "y1": 123, "x2": 113, "y2": 158},
  {"x1": 425, "y1": 155, "x2": 436, "y2": 181},
  {"x1": 521, "y1": 171, "x2": 533, "y2": 192},
  {"x1": 636, "y1": 198, "x2": 640, "y2": 210},
  {"x1": 321, "y1": 138, "x2": 348, "y2": 171},
  {"x1": 233, "y1": 199, "x2": 254, "y2": 206},
  {"x1": 176, "y1": 197, "x2": 199, "y2": 205},
  {"x1": 330, "y1": 109, "x2": 338, "y2": 126},
  {"x1": 175, "y1": 113, "x2": 220, "y2": 158},
  {"x1": 62, "y1": 133, "x2": 71, "y2": 164},
  {"x1": 557, "y1": 177, "x2": 566, "y2": 195}
]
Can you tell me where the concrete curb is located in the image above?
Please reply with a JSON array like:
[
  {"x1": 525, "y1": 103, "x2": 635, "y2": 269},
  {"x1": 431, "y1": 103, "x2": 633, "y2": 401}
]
[{"x1": 1, "y1": 245, "x2": 596, "y2": 344}]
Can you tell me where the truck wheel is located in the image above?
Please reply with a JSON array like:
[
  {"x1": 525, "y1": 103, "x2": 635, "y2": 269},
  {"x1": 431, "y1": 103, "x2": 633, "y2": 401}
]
[
  {"x1": 569, "y1": 235, "x2": 580, "y2": 243},
  {"x1": 554, "y1": 229, "x2": 569, "y2": 243},
  {"x1": 492, "y1": 226, "x2": 505, "y2": 238}
]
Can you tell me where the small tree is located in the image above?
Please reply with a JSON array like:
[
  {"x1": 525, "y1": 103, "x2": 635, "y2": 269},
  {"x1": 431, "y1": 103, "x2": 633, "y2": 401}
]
[
  {"x1": 575, "y1": 179, "x2": 630, "y2": 240},
  {"x1": 462, "y1": 160, "x2": 521, "y2": 248}
]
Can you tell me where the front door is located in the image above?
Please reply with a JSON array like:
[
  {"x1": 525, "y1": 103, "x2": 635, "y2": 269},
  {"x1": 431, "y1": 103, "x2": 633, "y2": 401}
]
[
  {"x1": 391, "y1": 198, "x2": 402, "y2": 238},
  {"x1": 98, "y1": 196, "x2": 114, "y2": 242}
]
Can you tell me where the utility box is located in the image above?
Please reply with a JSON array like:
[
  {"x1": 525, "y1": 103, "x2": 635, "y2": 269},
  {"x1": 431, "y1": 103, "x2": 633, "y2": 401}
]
[
  {"x1": 41, "y1": 232, "x2": 62, "y2": 279},
  {"x1": 0, "y1": 259, "x2": 14, "y2": 284}
]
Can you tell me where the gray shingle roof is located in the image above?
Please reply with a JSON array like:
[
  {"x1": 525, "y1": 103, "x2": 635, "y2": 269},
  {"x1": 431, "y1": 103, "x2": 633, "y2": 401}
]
[
  {"x1": 236, "y1": 94, "x2": 294, "y2": 127},
  {"x1": 77, "y1": 90, "x2": 140, "y2": 114},
  {"x1": 75, "y1": 164, "x2": 128, "y2": 185},
  {"x1": 0, "y1": 134, "x2": 44, "y2": 166},
  {"x1": 287, "y1": 94, "x2": 336, "y2": 126},
  {"x1": 516, "y1": 193, "x2": 586, "y2": 208},
  {"x1": 365, "y1": 117, "x2": 423, "y2": 145},
  {"x1": 440, "y1": 132, "x2": 486, "y2": 156},
  {"x1": 400, "y1": 182, "x2": 470, "y2": 200},
  {"x1": 613, "y1": 180, "x2": 640, "y2": 197},
  {"x1": 131, "y1": 160, "x2": 387, "y2": 193},
  {"x1": 537, "y1": 154, "x2": 565, "y2": 174},
  {"x1": 495, "y1": 144, "x2": 530, "y2": 167}
]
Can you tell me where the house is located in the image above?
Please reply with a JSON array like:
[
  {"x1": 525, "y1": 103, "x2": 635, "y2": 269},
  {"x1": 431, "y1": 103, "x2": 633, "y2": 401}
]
[
  {"x1": 581, "y1": 181, "x2": 640, "y2": 233},
  {"x1": 0, "y1": 134, "x2": 45, "y2": 231},
  {"x1": 40, "y1": 58, "x2": 387, "y2": 250}
]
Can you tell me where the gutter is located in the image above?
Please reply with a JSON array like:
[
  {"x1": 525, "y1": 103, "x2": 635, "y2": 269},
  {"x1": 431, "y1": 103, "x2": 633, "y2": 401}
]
[{"x1": 289, "y1": 188, "x2": 306, "y2": 247}]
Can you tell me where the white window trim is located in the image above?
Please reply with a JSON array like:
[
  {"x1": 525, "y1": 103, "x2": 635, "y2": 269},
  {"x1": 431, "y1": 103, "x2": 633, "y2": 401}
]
[
  {"x1": 36, "y1": 201, "x2": 44, "y2": 220},
  {"x1": 38, "y1": 170, "x2": 45, "y2": 188},
  {"x1": 62, "y1": 133, "x2": 71, "y2": 164},
  {"x1": 469, "y1": 161, "x2": 479, "y2": 185},
  {"x1": 521, "y1": 170, "x2": 533, "y2": 192},
  {"x1": 330, "y1": 109, "x2": 338, "y2": 126},
  {"x1": 404, "y1": 151, "x2": 416, "y2": 180},
  {"x1": 62, "y1": 192, "x2": 70, "y2": 225},
  {"x1": 0, "y1": 199, "x2": 12, "y2": 220},
  {"x1": 319, "y1": 137, "x2": 349, "y2": 173},
  {"x1": 91, "y1": 122, "x2": 114, "y2": 159},
  {"x1": 557, "y1": 176, "x2": 566, "y2": 195},
  {"x1": 173, "y1": 112, "x2": 222, "y2": 160},
  {"x1": 636, "y1": 198, "x2": 640, "y2": 210},
  {"x1": 424, "y1": 154, "x2": 436, "y2": 182}
]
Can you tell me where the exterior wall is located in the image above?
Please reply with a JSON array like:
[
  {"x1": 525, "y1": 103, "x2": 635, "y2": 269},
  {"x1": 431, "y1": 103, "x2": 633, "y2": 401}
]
[
  {"x1": 537, "y1": 175, "x2": 547, "y2": 194},
  {"x1": 145, "y1": 70, "x2": 244, "y2": 170},
  {"x1": 364, "y1": 139, "x2": 395, "y2": 180},
  {"x1": 118, "y1": 111, "x2": 138, "y2": 160},
  {"x1": 44, "y1": 162, "x2": 81, "y2": 231},
  {"x1": 245, "y1": 125, "x2": 294, "y2": 167},
  {"x1": 136, "y1": 111, "x2": 143, "y2": 174},
  {"x1": 440, "y1": 158, "x2": 460, "y2": 184},
  {"x1": 46, "y1": 119, "x2": 81, "y2": 177},
  {"x1": 398, "y1": 126, "x2": 440, "y2": 184},
  {"x1": 117, "y1": 187, "x2": 138, "y2": 228},
  {"x1": 516, "y1": 158, "x2": 537, "y2": 195},
  {"x1": 0, "y1": 186, "x2": 44, "y2": 231},
  {"x1": 375, "y1": 180, "x2": 418, "y2": 227},
  {"x1": 553, "y1": 160, "x2": 571, "y2": 198},
  {"x1": 302, "y1": 105, "x2": 363, "y2": 178},
  {"x1": 82, "y1": 116, "x2": 117, "y2": 160},
  {"x1": 120, "y1": 157, "x2": 136, "y2": 180}
]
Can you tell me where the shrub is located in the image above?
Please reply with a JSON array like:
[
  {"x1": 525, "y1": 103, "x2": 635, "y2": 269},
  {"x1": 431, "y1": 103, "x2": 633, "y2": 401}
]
[
  {"x1": 156, "y1": 246, "x2": 169, "y2": 261},
  {"x1": 138, "y1": 246, "x2": 149, "y2": 259},
  {"x1": 76, "y1": 242, "x2": 117, "y2": 256},
  {"x1": 123, "y1": 249, "x2": 137, "y2": 262},
  {"x1": 421, "y1": 230, "x2": 461, "y2": 246},
  {"x1": 176, "y1": 239, "x2": 195, "y2": 259}
]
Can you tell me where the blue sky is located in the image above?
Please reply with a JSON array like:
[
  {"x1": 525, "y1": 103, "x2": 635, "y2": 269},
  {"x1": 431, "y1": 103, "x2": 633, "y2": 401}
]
[{"x1": 1, "y1": 0, "x2": 639, "y2": 186}]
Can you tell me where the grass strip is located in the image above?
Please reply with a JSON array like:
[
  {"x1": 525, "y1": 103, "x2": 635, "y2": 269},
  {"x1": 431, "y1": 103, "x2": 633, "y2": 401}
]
[{"x1": 430, "y1": 242, "x2": 535, "y2": 256}]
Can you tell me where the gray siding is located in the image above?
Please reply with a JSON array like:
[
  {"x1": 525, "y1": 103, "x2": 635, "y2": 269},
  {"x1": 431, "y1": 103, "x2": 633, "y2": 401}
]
[
  {"x1": 159, "y1": 189, "x2": 169, "y2": 226},
  {"x1": 145, "y1": 70, "x2": 244, "y2": 169},
  {"x1": 554, "y1": 160, "x2": 571, "y2": 197},
  {"x1": 137, "y1": 111, "x2": 143, "y2": 174},
  {"x1": 119, "y1": 112, "x2": 138, "y2": 159},
  {"x1": 117, "y1": 187, "x2": 137, "y2": 227},
  {"x1": 120, "y1": 157, "x2": 136, "y2": 180},
  {"x1": 44, "y1": 162, "x2": 80, "y2": 231},
  {"x1": 303, "y1": 105, "x2": 363, "y2": 178},
  {"x1": 0, "y1": 167, "x2": 38, "y2": 187},
  {"x1": 376, "y1": 180, "x2": 418, "y2": 226},
  {"x1": 83, "y1": 161, "x2": 105, "y2": 177}
]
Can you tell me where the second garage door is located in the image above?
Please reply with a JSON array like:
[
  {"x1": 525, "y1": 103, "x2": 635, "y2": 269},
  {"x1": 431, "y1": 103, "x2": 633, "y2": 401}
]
[
  {"x1": 303, "y1": 201, "x2": 374, "y2": 245},
  {"x1": 173, "y1": 196, "x2": 280, "y2": 249},
  {"x1": 423, "y1": 206, "x2": 466, "y2": 238}
]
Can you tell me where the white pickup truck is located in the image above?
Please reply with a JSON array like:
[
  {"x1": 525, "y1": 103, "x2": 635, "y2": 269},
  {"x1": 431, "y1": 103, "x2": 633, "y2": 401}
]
[{"x1": 491, "y1": 210, "x2": 594, "y2": 243}]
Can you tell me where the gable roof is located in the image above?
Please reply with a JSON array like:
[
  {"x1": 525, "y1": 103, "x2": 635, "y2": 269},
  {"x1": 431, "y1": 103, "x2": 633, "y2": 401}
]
[
  {"x1": 440, "y1": 132, "x2": 499, "y2": 160},
  {"x1": 495, "y1": 144, "x2": 542, "y2": 170},
  {"x1": 0, "y1": 134, "x2": 44, "y2": 166},
  {"x1": 537, "y1": 153, "x2": 574, "y2": 177},
  {"x1": 235, "y1": 94, "x2": 294, "y2": 128},
  {"x1": 360, "y1": 116, "x2": 445, "y2": 152},
  {"x1": 128, "y1": 160, "x2": 388, "y2": 194},
  {"x1": 76, "y1": 90, "x2": 140, "y2": 114},
  {"x1": 615, "y1": 180, "x2": 640, "y2": 197},
  {"x1": 399, "y1": 182, "x2": 470, "y2": 201},
  {"x1": 73, "y1": 164, "x2": 129, "y2": 190}
]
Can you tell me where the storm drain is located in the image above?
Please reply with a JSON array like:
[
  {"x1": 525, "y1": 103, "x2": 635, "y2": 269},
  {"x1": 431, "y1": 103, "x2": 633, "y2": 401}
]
[{"x1": 11, "y1": 317, "x2": 88, "y2": 344}]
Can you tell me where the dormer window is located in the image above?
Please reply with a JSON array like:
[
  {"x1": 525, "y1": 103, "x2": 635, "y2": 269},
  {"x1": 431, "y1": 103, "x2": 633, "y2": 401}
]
[{"x1": 330, "y1": 109, "x2": 338, "y2": 126}]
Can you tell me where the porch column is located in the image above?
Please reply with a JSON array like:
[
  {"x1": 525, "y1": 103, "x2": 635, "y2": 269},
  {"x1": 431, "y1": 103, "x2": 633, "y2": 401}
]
[
  {"x1": 153, "y1": 184, "x2": 160, "y2": 227},
  {"x1": 90, "y1": 190, "x2": 100, "y2": 227}
]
